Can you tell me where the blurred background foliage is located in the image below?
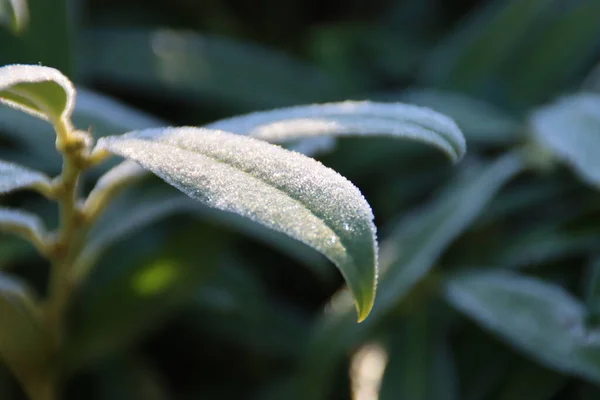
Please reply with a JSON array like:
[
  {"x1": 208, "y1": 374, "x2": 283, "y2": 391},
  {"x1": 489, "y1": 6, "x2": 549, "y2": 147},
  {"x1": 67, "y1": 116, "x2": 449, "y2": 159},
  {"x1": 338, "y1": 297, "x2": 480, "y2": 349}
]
[{"x1": 2, "y1": 0, "x2": 600, "y2": 399}]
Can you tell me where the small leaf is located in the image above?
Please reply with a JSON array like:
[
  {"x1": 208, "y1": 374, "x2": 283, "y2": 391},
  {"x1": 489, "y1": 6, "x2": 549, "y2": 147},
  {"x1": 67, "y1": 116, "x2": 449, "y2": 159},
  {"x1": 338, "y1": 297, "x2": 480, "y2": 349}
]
[
  {"x1": 0, "y1": 64, "x2": 75, "y2": 122},
  {"x1": 0, "y1": 0, "x2": 28, "y2": 33},
  {"x1": 0, "y1": 159, "x2": 50, "y2": 195},
  {"x1": 97, "y1": 128, "x2": 379, "y2": 321},
  {"x1": 0, "y1": 207, "x2": 45, "y2": 239},
  {"x1": 207, "y1": 101, "x2": 466, "y2": 162},
  {"x1": 530, "y1": 93, "x2": 600, "y2": 187},
  {"x1": 0, "y1": 272, "x2": 50, "y2": 396},
  {"x1": 445, "y1": 269, "x2": 600, "y2": 383}
]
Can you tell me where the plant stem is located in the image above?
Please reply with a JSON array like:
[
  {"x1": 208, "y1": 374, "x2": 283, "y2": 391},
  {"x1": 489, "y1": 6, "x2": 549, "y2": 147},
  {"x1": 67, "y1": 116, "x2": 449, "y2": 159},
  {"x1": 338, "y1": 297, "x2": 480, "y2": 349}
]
[{"x1": 43, "y1": 119, "x2": 89, "y2": 399}]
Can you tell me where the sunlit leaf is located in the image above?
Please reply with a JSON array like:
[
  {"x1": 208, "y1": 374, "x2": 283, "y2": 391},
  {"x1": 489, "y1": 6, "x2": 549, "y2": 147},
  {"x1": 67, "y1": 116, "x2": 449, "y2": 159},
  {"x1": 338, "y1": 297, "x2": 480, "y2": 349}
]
[
  {"x1": 97, "y1": 127, "x2": 379, "y2": 321},
  {"x1": 445, "y1": 269, "x2": 600, "y2": 383},
  {"x1": 0, "y1": 64, "x2": 74, "y2": 123},
  {"x1": 0, "y1": 0, "x2": 28, "y2": 33},
  {"x1": 530, "y1": 93, "x2": 600, "y2": 187},
  {"x1": 294, "y1": 152, "x2": 524, "y2": 399},
  {"x1": 0, "y1": 159, "x2": 50, "y2": 195},
  {"x1": 207, "y1": 101, "x2": 466, "y2": 162}
]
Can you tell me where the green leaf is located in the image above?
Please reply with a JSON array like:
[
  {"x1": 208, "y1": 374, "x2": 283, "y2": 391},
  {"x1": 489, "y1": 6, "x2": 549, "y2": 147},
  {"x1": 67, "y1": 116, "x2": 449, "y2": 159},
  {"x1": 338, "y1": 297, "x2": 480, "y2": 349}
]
[
  {"x1": 294, "y1": 152, "x2": 524, "y2": 399},
  {"x1": 0, "y1": 207, "x2": 45, "y2": 240},
  {"x1": 420, "y1": 0, "x2": 559, "y2": 91},
  {"x1": 0, "y1": 272, "x2": 50, "y2": 397},
  {"x1": 530, "y1": 93, "x2": 600, "y2": 187},
  {"x1": 0, "y1": 159, "x2": 50, "y2": 195},
  {"x1": 380, "y1": 312, "x2": 458, "y2": 400},
  {"x1": 386, "y1": 89, "x2": 520, "y2": 145},
  {"x1": 0, "y1": 0, "x2": 28, "y2": 33},
  {"x1": 207, "y1": 101, "x2": 466, "y2": 163},
  {"x1": 0, "y1": 64, "x2": 75, "y2": 123},
  {"x1": 445, "y1": 269, "x2": 600, "y2": 383},
  {"x1": 81, "y1": 28, "x2": 346, "y2": 109},
  {"x1": 97, "y1": 127, "x2": 379, "y2": 321}
]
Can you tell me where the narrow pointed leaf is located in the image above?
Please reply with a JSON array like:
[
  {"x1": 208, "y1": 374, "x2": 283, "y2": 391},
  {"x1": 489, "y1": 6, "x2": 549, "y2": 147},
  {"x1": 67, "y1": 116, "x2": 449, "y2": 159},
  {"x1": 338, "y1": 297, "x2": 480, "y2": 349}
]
[
  {"x1": 0, "y1": 64, "x2": 75, "y2": 122},
  {"x1": 207, "y1": 101, "x2": 466, "y2": 162},
  {"x1": 530, "y1": 93, "x2": 600, "y2": 187},
  {"x1": 0, "y1": 159, "x2": 50, "y2": 195},
  {"x1": 0, "y1": 0, "x2": 28, "y2": 33},
  {"x1": 445, "y1": 269, "x2": 600, "y2": 383},
  {"x1": 0, "y1": 272, "x2": 50, "y2": 392},
  {"x1": 97, "y1": 127, "x2": 378, "y2": 321}
]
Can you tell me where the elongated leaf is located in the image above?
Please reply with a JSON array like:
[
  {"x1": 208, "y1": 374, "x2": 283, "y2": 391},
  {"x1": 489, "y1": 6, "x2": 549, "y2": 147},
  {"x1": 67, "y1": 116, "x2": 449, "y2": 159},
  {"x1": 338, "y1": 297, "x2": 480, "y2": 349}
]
[
  {"x1": 206, "y1": 101, "x2": 466, "y2": 162},
  {"x1": 81, "y1": 28, "x2": 346, "y2": 109},
  {"x1": 530, "y1": 93, "x2": 600, "y2": 187},
  {"x1": 445, "y1": 269, "x2": 600, "y2": 383},
  {"x1": 0, "y1": 207, "x2": 45, "y2": 239},
  {"x1": 383, "y1": 89, "x2": 520, "y2": 145},
  {"x1": 0, "y1": 159, "x2": 50, "y2": 195},
  {"x1": 0, "y1": 0, "x2": 27, "y2": 33},
  {"x1": 0, "y1": 272, "x2": 50, "y2": 396},
  {"x1": 97, "y1": 127, "x2": 380, "y2": 321},
  {"x1": 294, "y1": 152, "x2": 524, "y2": 400},
  {"x1": 0, "y1": 64, "x2": 75, "y2": 122}
]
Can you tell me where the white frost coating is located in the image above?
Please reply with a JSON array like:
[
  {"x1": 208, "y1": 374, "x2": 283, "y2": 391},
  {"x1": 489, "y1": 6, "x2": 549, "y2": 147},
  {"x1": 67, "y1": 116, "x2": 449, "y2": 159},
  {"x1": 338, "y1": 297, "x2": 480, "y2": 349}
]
[
  {"x1": 97, "y1": 127, "x2": 378, "y2": 320},
  {"x1": 206, "y1": 101, "x2": 466, "y2": 162},
  {"x1": 531, "y1": 93, "x2": 600, "y2": 187},
  {"x1": 0, "y1": 207, "x2": 45, "y2": 235},
  {"x1": 0, "y1": 160, "x2": 50, "y2": 194},
  {"x1": 0, "y1": 64, "x2": 75, "y2": 121}
]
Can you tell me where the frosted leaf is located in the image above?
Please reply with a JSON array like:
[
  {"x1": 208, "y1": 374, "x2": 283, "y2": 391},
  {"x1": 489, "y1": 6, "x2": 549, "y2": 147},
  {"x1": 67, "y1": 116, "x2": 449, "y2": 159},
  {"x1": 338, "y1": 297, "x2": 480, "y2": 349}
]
[
  {"x1": 0, "y1": 159, "x2": 50, "y2": 195},
  {"x1": 96, "y1": 127, "x2": 378, "y2": 321},
  {"x1": 530, "y1": 93, "x2": 600, "y2": 187},
  {"x1": 0, "y1": 64, "x2": 75, "y2": 122},
  {"x1": 0, "y1": 207, "x2": 45, "y2": 238},
  {"x1": 206, "y1": 101, "x2": 466, "y2": 162},
  {"x1": 0, "y1": 0, "x2": 28, "y2": 33}
]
